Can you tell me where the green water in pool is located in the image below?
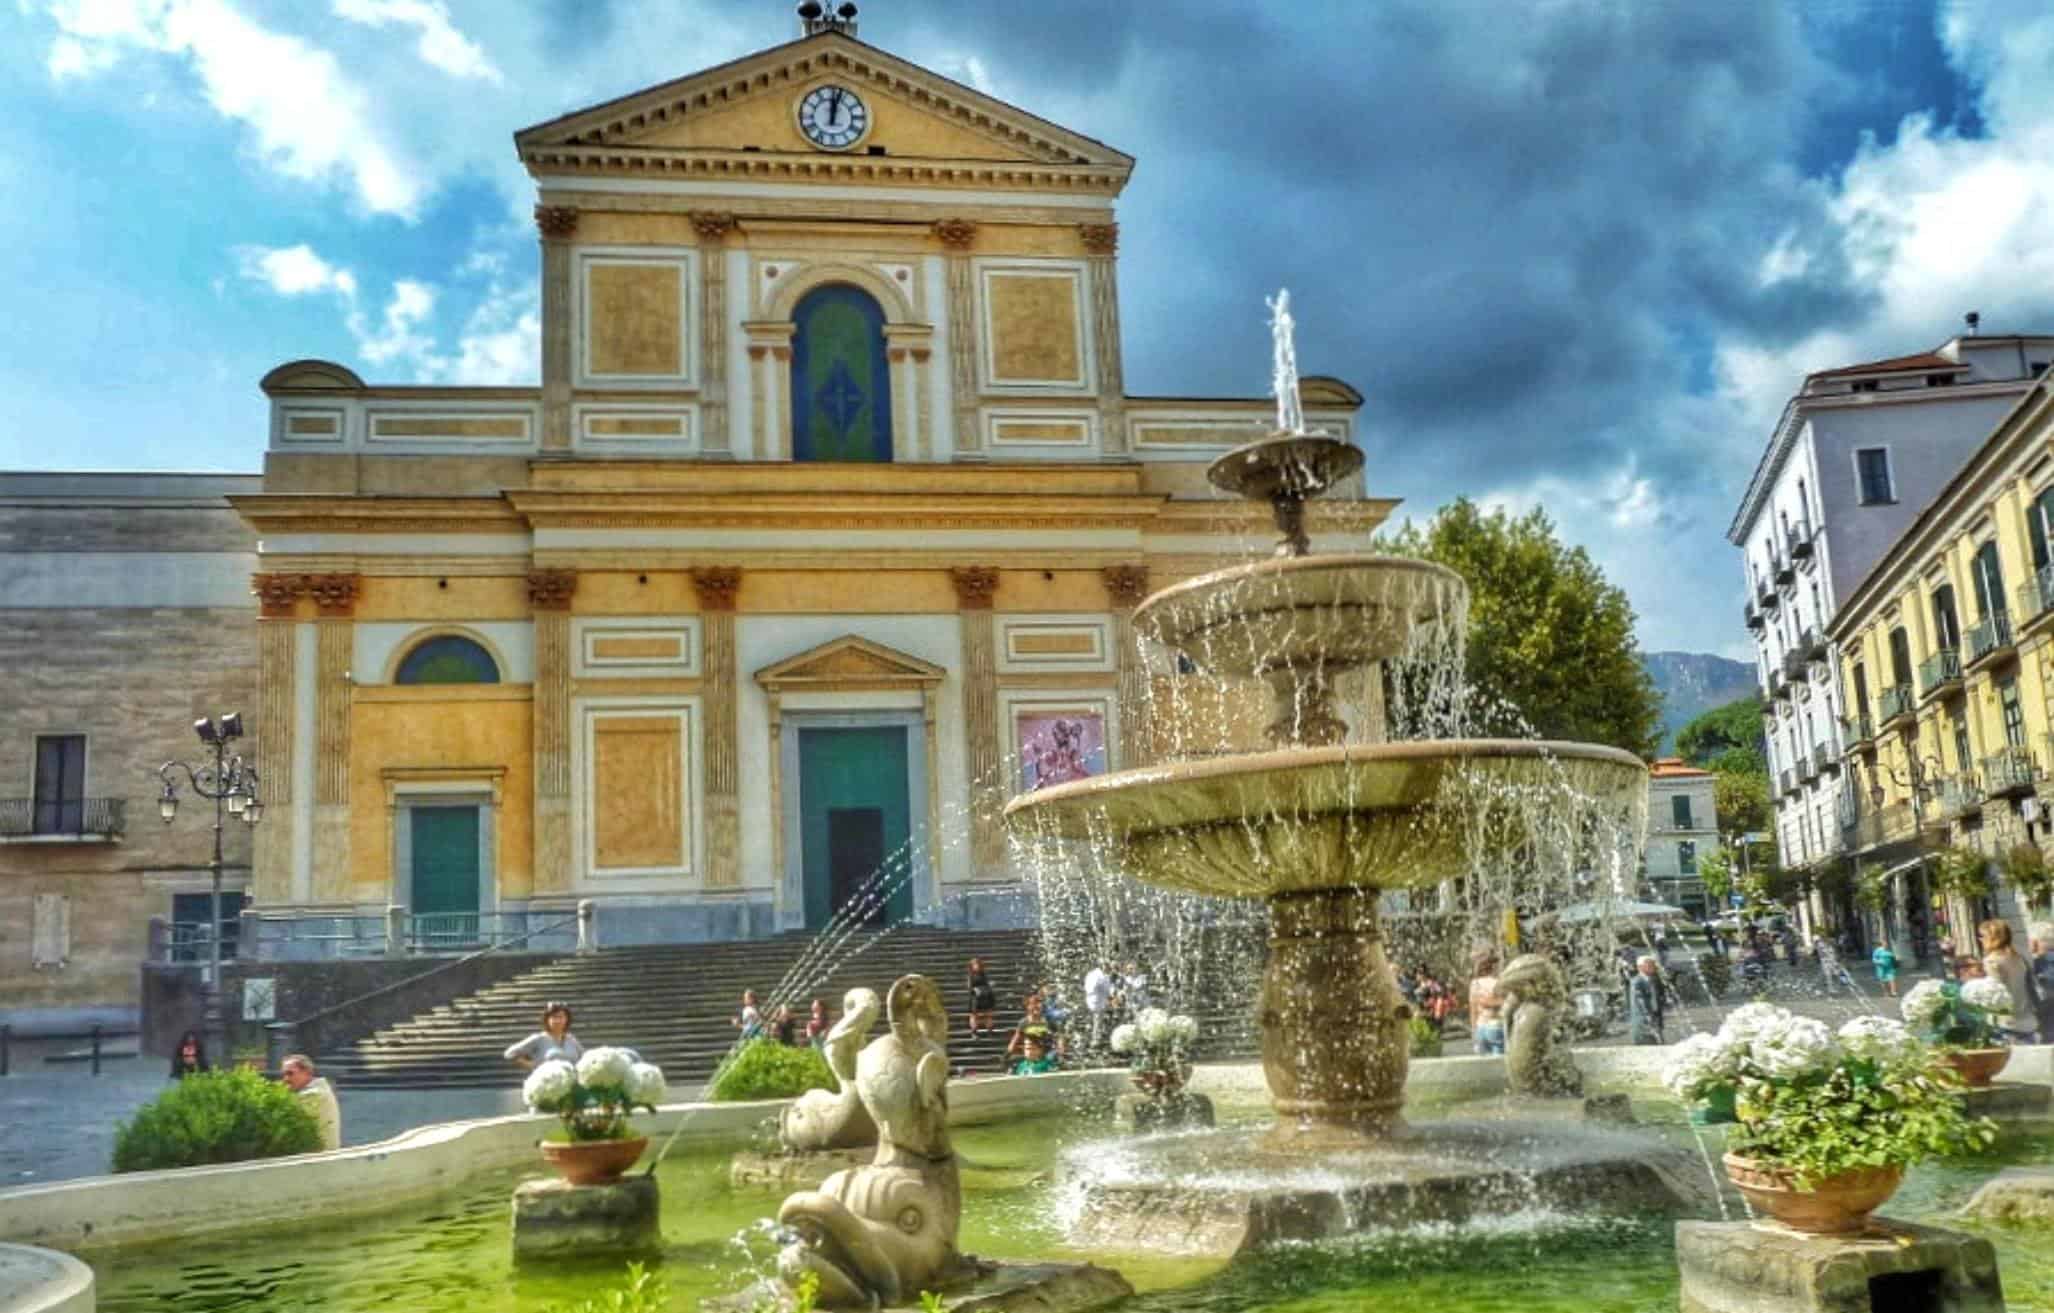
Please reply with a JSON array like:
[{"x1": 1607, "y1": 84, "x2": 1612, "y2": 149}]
[{"x1": 85, "y1": 1106, "x2": 2054, "y2": 1312}]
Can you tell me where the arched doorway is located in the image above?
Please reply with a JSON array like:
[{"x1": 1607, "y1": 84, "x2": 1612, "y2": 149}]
[{"x1": 790, "y1": 283, "x2": 892, "y2": 462}]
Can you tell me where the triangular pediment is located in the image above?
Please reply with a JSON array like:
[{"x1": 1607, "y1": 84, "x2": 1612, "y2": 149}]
[
  {"x1": 515, "y1": 32, "x2": 1131, "y2": 172},
  {"x1": 755, "y1": 634, "x2": 947, "y2": 692}
]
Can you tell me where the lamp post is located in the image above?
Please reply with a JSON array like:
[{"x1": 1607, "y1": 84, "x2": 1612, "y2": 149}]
[{"x1": 158, "y1": 713, "x2": 262, "y2": 1062}]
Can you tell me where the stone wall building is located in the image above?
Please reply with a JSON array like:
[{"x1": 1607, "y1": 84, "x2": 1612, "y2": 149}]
[{"x1": 0, "y1": 474, "x2": 260, "y2": 1027}]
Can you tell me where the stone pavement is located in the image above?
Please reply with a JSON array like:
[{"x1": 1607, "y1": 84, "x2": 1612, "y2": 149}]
[{"x1": 0, "y1": 1038, "x2": 523, "y2": 1188}]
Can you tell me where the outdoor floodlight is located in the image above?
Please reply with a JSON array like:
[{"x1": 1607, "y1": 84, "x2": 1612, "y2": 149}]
[
  {"x1": 219, "y1": 712, "x2": 243, "y2": 741},
  {"x1": 194, "y1": 717, "x2": 218, "y2": 745}
]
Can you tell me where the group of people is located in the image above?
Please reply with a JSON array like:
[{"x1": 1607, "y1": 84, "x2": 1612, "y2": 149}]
[
  {"x1": 168, "y1": 1029, "x2": 342, "y2": 1151},
  {"x1": 728, "y1": 990, "x2": 839, "y2": 1048},
  {"x1": 1957, "y1": 919, "x2": 2054, "y2": 1044},
  {"x1": 1080, "y1": 959, "x2": 1152, "y2": 1050}
]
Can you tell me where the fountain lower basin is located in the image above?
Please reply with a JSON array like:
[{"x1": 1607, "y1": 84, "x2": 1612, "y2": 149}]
[{"x1": 1003, "y1": 739, "x2": 1647, "y2": 897}]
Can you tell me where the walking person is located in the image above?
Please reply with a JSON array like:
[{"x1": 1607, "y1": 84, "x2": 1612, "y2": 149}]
[
  {"x1": 168, "y1": 1029, "x2": 210, "y2": 1080},
  {"x1": 280, "y1": 1053, "x2": 342, "y2": 1151},
  {"x1": 966, "y1": 957, "x2": 998, "y2": 1037},
  {"x1": 1082, "y1": 961, "x2": 1114, "y2": 1053},
  {"x1": 1979, "y1": 919, "x2": 2042, "y2": 1046},
  {"x1": 505, "y1": 1001, "x2": 584, "y2": 1070},
  {"x1": 1870, "y1": 938, "x2": 1900, "y2": 999},
  {"x1": 2028, "y1": 922, "x2": 2054, "y2": 1043},
  {"x1": 1627, "y1": 955, "x2": 1665, "y2": 1046}
]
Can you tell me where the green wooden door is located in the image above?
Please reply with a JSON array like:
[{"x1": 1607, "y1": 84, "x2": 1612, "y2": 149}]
[
  {"x1": 798, "y1": 727, "x2": 912, "y2": 930},
  {"x1": 410, "y1": 806, "x2": 480, "y2": 946}
]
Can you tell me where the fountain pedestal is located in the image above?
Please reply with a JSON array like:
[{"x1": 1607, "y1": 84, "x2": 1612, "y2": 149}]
[
  {"x1": 1260, "y1": 889, "x2": 1409, "y2": 1148},
  {"x1": 1676, "y1": 1219, "x2": 2004, "y2": 1313},
  {"x1": 511, "y1": 1175, "x2": 659, "y2": 1260}
]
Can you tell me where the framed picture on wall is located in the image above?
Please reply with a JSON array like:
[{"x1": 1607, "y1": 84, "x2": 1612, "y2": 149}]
[{"x1": 1007, "y1": 696, "x2": 1113, "y2": 792}]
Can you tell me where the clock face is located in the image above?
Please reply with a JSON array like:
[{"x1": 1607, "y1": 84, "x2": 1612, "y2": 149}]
[{"x1": 797, "y1": 84, "x2": 870, "y2": 150}]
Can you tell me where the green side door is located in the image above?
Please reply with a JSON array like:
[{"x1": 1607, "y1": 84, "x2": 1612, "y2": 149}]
[
  {"x1": 410, "y1": 805, "x2": 480, "y2": 945},
  {"x1": 797, "y1": 727, "x2": 912, "y2": 930}
]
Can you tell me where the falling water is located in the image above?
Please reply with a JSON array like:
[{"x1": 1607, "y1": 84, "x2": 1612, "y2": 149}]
[{"x1": 1269, "y1": 289, "x2": 1305, "y2": 438}]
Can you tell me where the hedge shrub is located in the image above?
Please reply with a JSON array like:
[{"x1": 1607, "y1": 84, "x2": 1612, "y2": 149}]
[
  {"x1": 112, "y1": 1067, "x2": 322, "y2": 1172},
  {"x1": 708, "y1": 1039, "x2": 836, "y2": 1102}
]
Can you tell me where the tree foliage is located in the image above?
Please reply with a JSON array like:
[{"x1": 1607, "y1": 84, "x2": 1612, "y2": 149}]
[
  {"x1": 1713, "y1": 770, "x2": 1773, "y2": 840},
  {"x1": 1381, "y1": 498, "x2": 1662, "y2": 757},
  {"x1": 111, "y1": 1068, "x2": 321, "y2": 1172},
  {"x1": 1677, "y1": 695, "x2": 1767, "y2": 774}
]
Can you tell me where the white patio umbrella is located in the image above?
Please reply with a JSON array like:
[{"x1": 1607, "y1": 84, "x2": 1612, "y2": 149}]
[{"x1": 1540, "y1": 899, "x2": 1689, "y2": 925}]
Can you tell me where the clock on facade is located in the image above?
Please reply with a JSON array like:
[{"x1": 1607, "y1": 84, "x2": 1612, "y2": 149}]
[{"x1": 797, "y1": 84, "x2": 870, "y2": 150}]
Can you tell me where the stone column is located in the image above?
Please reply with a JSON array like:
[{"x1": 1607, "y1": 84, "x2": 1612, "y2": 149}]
[
  {"x1": 883, "y1": 324, "x2": 935, "y2": 460},
  {"x1": 935, "y1": 220, "x2": 982, "y2": 461},
  {"x1": 1102, "y1": 564, "x2": 1150, "y2": 768},
  {"x1": 536, "y1": 205, "x2": 579, "y2": 455},
  {"x1": 308, "y1": 574, "x2": 359, "y2": 903},
  {"x1": 252, "y1": 575, "x2": 303, "y2": 905},
  {"x1": 693, "y1": 566, "x2": 742, "y2": 889},
  {"x1": 690, "y1": 212, "x2": 737, "y2": 458},
  {"x1": 531, "y1": 570, "x2": 578, "y2": 896},
  {"x1": 952, "y1": 566, "x2": 1004, "y2": 874},
  {"x1": 744, "y1": 323, "x2": 797, "y2": 459},
  {"x1": 1080, "y1": 223, "x2": 1127, "y2": 457}
]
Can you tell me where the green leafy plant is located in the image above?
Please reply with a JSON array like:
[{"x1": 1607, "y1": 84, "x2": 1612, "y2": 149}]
[
  {"x1": 1698, "y1": 848, "x2": 1734, "y2": 905},
  {"x1": 919, "y1": 1292, "x2": 946, "y2": 1313},
  {"x1": 2000, "y1": 843, "x2": 2054, "y2": 911},
  {"x1": 1901, "y1": 978, "x2": 2015, "y2": 1048},
  {"x1": 709, "y1": 1039, "x2": 836, "y2": 1102},
  {"x1": 1695, "y1": 951, "x2": 1731, "y2": 999},
  {"x1": 546, "y1": 1261, "x2": 667, "y2": 1313},
  {"x1": 1930, "y1": 846, "x2": 1993, "y2": 901},
  {"x1": 1406, "y1": 1015, "x2": 1444, "y2": 1058},
  {"x1": 1854, "y1": 863, "x2": 1891, "y2": 912},
  {"x1": 1727, "y1": 1046, "x2": 1993, "y2": 1189},
  {"x1": 112, "y1": 1067, "x2": 321, "y2": 1172}
]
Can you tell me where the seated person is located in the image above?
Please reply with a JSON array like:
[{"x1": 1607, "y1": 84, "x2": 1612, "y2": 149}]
[
  {"x1": 1011, "y1": 1033, "x2": 1058, "y2": 1076},
  {"x1": 1006, "y1": 992, "x2": 1061, "y2": 1061}
]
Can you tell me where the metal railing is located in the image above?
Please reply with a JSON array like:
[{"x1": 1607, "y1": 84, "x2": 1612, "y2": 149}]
[
  {"x1": 1769, "y1": 672, "x2": 1792, "y2": 701},
  {"x1": 1779, "y1": 768, "x2": 1797, "y2": 795},
  {"x1": 1842, "y1": 713, "x2": 1875, "y2": 745},
  {"x1": 2017, "y1": 568, "x2": 2054, "y2": 626},
  {"x1": 1799, "y1": 757, "x2": 1819, "y2": 784},
  {"x1": 0, "y1": 797, "x2": 125, "y2": 839},
  {"x1": 1760, "y1": 585, "x2": 1780, "y2": 610},
  {"x1": 1773, "y1": 550, "x2": 1794, "y2": 585},
  {"x1": 1937, "y1": 773, "x2": 1984, "y2": 816},
  {"x1": 1813, "y1": 742, "x2": 1839, "y2": 774},
  {"x1": 1851, "y1": 802, "x2": 1916, "y2": 851},
  {"x1": 1967, "y1": 612, "x2": 2014, "y2": 664},
  {"x1": 405, "y1": 912, "x2": 535, "y2": 953},
  {"x1": 1781, "y1": 650, "x2": 1811, "y2": 682},
  {"x1": 1745, "y1": 602, "x2": 1764, "y2": 630},
  {"x1": 1791, "y1": 524, "x2": 1816, "y2": 560},
  {"x1": 1918, "y1": 647, "x2": 1962, "y2": 697},
  {"x1": 1878, "y1": 683, "x2": 1915, "y2": 724},
  {"x1": 1982, "y1": 745, "x2": 2036, "y2": 797}
]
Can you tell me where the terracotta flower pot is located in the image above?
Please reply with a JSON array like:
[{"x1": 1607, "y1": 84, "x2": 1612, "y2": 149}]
[
  {"x1": 1939, "y1": 1047, "x2": 2011, "y2": 1088},
  {"x1": 1722, "y1": 1153, "x2": 1903, "y2": 1234},
  {"x1": 539, "y1": 1135, "x2": 648, "y2": 1186}
]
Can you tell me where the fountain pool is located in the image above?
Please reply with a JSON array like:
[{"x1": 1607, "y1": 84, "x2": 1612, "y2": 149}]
[{"x1": 81, "y1": 1099, "x2": 2054, "y2": 1312}]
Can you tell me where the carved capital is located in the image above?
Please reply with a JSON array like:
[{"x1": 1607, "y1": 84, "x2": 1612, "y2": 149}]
[
  {"x1": 770, "y1": 346, "x2": 792, "y2": 362},
  {"x1": 689, "y1": 210, "x2": 739, "y2": 242},
  {"x1": 949, "y1": 566, "x2": 1000, "y2": 611},
  {"x1": 888, "y1": 347, "x2": 909, "y2": 364},
  {"x1": 528, "y1": 569, "x2": 578, "y2": 611},
  {"x1": 306, "y1": 573, "x2": 361, "y2": 618},
  {"x1": 252, "y1": 572, "x2": 305, "y2": 618},
  {"x1": 911, "y1": 347, "x2": 932, "y2": 363},
  {"x1": 748, "y1": 344, "x2": 769, "y2": 361},
  {"x1": 690, "y1": 566, "x2": 743, "y2": 612},
  {"x1": 534, "y1": 205, "x2": 580, "y2": 241},
  {"x1": 931, "y1": 218, "x2": 978, "y2": 251},
  {"x1": 1078, "y1": 222, "x2": 1120, "y2": 255},
  {"x1": 1101, "y1": 564, "x2": 1150, "y2": 608}
]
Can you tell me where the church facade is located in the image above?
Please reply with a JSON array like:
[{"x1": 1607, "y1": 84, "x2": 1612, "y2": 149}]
[{"x1": 223, "y1": 17, "x2": 1390, "y2": 953}]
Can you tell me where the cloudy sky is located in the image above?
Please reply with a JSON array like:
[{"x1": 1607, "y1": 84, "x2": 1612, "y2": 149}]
[{"x1": 6, "y1": 1, "x2": 2054, "y2": 659}]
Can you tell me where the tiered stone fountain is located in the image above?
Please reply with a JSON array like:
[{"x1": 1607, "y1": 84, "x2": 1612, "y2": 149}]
[{"x1": 1005, "y1": 296, "x2": 1699, "y2": 1252}]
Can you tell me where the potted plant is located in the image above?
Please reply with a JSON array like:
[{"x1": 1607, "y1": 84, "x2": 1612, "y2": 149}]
[
  {"x1": 523, "y1": 1047, "x2": 667, "y2": 1185},
  {"x1": 1110, "y1": 1008, "x2": 1198, "y2": 1098},
  {"x1": 1900, "y1": 977, "x2": 2016, "y2": 1087},
  {"x1": 2000, "y1": 843, "x2": 2054, "y2": 914},
  {"x1": 1665, "y1": 1003, "x2": 1993, "y2": 1233}
]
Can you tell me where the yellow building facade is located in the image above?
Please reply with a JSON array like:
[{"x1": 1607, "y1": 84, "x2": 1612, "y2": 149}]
[
  {"x1": 1830, "y1": 371, "x2": 2054, "y2": 946},
  {"x1": 233, "y1": 20, "x2": 1390, "y2": 949}
]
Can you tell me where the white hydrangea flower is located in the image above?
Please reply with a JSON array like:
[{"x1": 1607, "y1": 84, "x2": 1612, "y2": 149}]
[
  {"x1": 1900, "y1": 980, "x2": 1949, "y2": 1028},
  {"x1": 1960, "y1": 977, "x2": 2014, "y2": 1017},
  {"x1": 1109, "y1": 1023, "x2": 1138, "y2": 1054},
  {"x1": 1168, "y1": 1014, "x2": 1199, "y2": 1042},
  {"x1": 1836, "y1": 1015, "x2": 1919, "y2": 1063},
  {"x1": 625, "y1": 1061, "x2": 666, "y2": 1106},
  {"x1": 1749, "y1": 1015, "x2": 1839, "y2": 1079},
  {"x1": 576, "y1": 1045, "x2": 635, "y2": 1091},
  {"x1": 1662, "y1": 1032, "x2": 1737, "y2": 1100},
  {"x1": 523, "y1": 1058, "x2": 576, "y2": 1111},
  {"x1": 1717, "y1": 1002, "x2": 1794, "y2": 1047},
  {"x1": 1136, "y1": 1008, "x2": 1172, "y2": 1044}
]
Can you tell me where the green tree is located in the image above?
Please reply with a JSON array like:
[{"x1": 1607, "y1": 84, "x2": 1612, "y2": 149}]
[
  {"x1": 1713, "y1": 768, "x2": 1773, "y2": 840},
  {"x1": 1382, "y1": 498, "x2": 1662, "y2": 756},
  {"x1": 1676, "y1": 695, "x2": 1767, "y2": 773}
]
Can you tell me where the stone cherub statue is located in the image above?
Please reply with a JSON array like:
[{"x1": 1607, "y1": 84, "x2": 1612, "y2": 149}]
[
  {"x1": 1499, "y1": 952, "x2": 1584, "y2": 1098},
  {"x1": 780, "y1": 988, "x2": 880, "y2": 1152},
  {"x1": 777, "y1": 974, "x2": 967, "y2": 1308}
]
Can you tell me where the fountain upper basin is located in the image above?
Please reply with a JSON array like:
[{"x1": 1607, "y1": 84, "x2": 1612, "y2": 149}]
[
  {"x1": 1133, "y1": 554, "x2": 1463, "y2": 681},
  {"x1": 1003, "y1": 740, "x2": 1648, "y2": 898}
]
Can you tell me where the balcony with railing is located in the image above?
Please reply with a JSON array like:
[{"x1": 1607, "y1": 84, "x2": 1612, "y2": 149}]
[
  {"x1": 1935, "y1": 773, "x2": 1985, "y2": 819},
  {"x1": 1966, "y1": 611, "x2": 2015, "y2": 668},
  {"x1": 1851, "y1": 801, "x2": 1916, "y2": 852},
  {"x1": 1781, "y1": 650, "x2": 1811, "y2": 683},
  {"x1": 1772, "y1": 549, "x2": 1794, "y2": 587},
  {"x1": 1842, "y1": 712, "x2": 1875, "y2": 748},
  {"x1": 1813, "y1": 742, "x2": 1839, "y2": 775},
  {"x1": 1760, "y1": 584, "x2": 1780, "y2": 610},
  {"x1": 1779, "y1": 767, "x2": 1797, "y2": 796},
  {"x1": 1982, "y1": 745, "x2": 2037, "y2": 798},
  {"x1": 1798, "y1": 755, "x2": 1819, "y2": 785},
  {"x1": 1791, "y1": 523, "x2": 1816, "y2": 561},
  {"x1": 1799, "y1": 626, "x2": 1828, "y2": 662},
  {"x1": 1769, "y1": 671, "x2": 1792, "y2": 702},
  {"x1": 1917, "y1": 647, "x2": 1963, "y2": 700},
  {"x1": 2019, "y1": 568, "x2": 2054, "y2": 636},
  {"x1": 0, "y1": 797, "x2": 126, "y2": 843},
  {"x1": 1744, "y1": 601, "x2": 1764, "y2": 631},
  {"x1": 1877, "y1": 683, "x2": 1916, "y2": 728}
]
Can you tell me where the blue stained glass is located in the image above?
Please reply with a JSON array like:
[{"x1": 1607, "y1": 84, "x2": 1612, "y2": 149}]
[{"x1": 791, "y1": 284, "x2": 892, "y2": 462}]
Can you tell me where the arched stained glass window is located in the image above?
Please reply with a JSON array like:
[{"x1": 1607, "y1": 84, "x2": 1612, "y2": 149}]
[
  {"x1": 395, "y1": 635, "x2": 500, "y2": 685},
  {"x1": 790, "y1": 283, "x2": 892, "y2": 462}
]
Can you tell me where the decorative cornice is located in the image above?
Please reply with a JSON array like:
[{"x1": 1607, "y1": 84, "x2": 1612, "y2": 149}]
[
  {"x1": 949, "y1": 565, "x2": 1000, "y2": 611},
  {"x1": 306, "y1": 573, "x2": 361, "y2": 618},
  {"x1": 1101, "y1": 564, "x2": 1150, "y2": 608},
  {"x1": 534, "y1": 204, "x2": 580, "y2": 241},
  {"x1": 528, "y1": 569, "x2": 578, "y2": 611},
  {"x1": 252, "y1": 573, "x2": 304, "y2": 618},
  {"x1": 690, "y1": 565, "x2": 743, "y2": 612},
  {"x1": 252, "y1": 572, "x2": 359, "y2": 617},
  {"x1": 525, "y1": 147, "x2": 1128, "y2": 194},
  {"x1": 1078, "y1": 222, "x2": 1119, "y2": 256},
  {"x1": 689, "y1": 210, "x2": 739, "y2": 242},
  {"x1": 931, "y1": 218, "x2": 979, "y2": 251}
]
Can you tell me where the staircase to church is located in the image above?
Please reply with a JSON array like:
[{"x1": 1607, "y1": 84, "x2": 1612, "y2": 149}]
[{"x1": 320, "y1": 925, "x2": 1260, "y2": 1090}]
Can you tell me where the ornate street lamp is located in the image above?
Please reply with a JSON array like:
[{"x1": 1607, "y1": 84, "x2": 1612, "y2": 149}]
[{"x1": 158, "y1": 713, "x2": 262, "y2": 1061}]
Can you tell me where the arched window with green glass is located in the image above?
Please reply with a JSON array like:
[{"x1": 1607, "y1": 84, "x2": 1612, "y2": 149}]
[
  {"x1": 790, "y1": 283, "x2": 893, "y2": 462},
  {"x1": 395, "y1": 634, "x2": 501, "y2": 685}
]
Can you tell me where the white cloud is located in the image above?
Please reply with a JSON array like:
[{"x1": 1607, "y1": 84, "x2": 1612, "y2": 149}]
[
  {"x1": 235, "y1": 243, "x2": 358, "y2": 298},
  {"x1": 331, "y1": 0, "x2": 501, "y2": 83},
  {"x1": 32, "y1": 0, "x2": 427, "y2": 217},
  {"x1": 349, "y1": 279, "x2": 439, "y2": 368}
]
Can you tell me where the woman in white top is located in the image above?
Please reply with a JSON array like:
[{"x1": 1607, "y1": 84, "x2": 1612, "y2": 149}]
[
  {"x1": 1980, "y1": 920, "x2": 2041, "y2": 1043},
  {"x1": 505, "y1": 1001, "x2": 585, "y2": 1070}
]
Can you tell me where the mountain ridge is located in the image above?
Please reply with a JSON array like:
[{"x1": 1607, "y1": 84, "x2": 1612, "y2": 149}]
[{"x1": 1644, "y1": 650, "x2": 1757, "y2": 753}]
